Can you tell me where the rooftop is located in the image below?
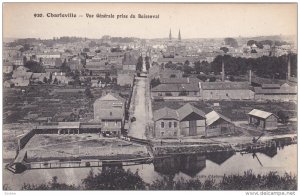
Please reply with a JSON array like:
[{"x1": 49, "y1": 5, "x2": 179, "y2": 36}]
[
  {"x1": 206, "y1": 110, "x2": 232, "y2": 126},
  {"x1": 248, "y1": 109, "x2": 277, "y2": 119},
  {"x1": 200, "y1": 82, "x2": 250, "y2": 90}
]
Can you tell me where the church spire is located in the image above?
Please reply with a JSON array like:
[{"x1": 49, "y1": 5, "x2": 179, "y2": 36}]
[
  {"x1": 169, "y1": 29, "x2": 172, "y2": 40},
  {"x1": 178, "y1": 29, "x2": 181, "y2": 41}
]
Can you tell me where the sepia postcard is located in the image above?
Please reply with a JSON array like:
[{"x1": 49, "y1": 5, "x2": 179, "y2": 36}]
[{"x1": 2, "y1": 2, "x2": 298, "y2": 192}]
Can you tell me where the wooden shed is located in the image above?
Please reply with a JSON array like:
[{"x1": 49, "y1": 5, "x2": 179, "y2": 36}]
[
  {"x1": 205, "y1": 111, "x2": 235, "y2": 137},
  {"x1": 248, "y1": 109, "x2": 278, "y2": 130}
]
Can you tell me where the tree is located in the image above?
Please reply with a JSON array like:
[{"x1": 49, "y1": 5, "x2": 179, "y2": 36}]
[
  {"x1": 247, "y1": 40, "x2": 256, "y2": 46},
  {"x1": 83, "y1": 48, "x2": 90, "y2": 53},
  {"x1": 48, "y1": 73, "x2": 53, "y2": 84},
  {"x1": 60, "y1": 59, "x2": 71, "y2": 75},
  {"x1": 194, "y1": 61, "x2": 201, "y2": 73},
  {"x1": 104, "y1": 75, "x2": 111, "y2": 84},
  {"x1": 184, "y1": 60, "x2": 190, "y2": 66},
  {"x1": 82, "y1": 168, "x2": 146, "y2": 190},
  {"x1": 183, "y1": 64, "x2": 194, "y2": 74},
  {"x1": 72, "y1": 70, "x2": 81, "y2": 85},
  {"x1": 22, "y1": 176, "x2": 77, "y2": 190},
  {"x1": 224, "y1": 38, "x2": 238, "y2": 47},
  {"x1": 277, "y1": 111, "x2": 289, "y2": 124},
  {"x1": 53, "y1": 77, "x2": 58, "y2": 85},
  {"x1": 197, "y1": 75, "x2": 207, "y2": 82},
  {"x1": 209, "y1": 77, "x2": 216, "y2": 82},
  {"x1": 23, "y1": 56, "x2": 27, "y2": 66},
  {"x1": 220, "y1": 47, "x2": 229, "y2": 54},
  {"x1": 43, "y1": 77, "x2": 48, "y2": 83},
  {"x1": 145, "y1": 56, "x2": 150, "y2": 71},
  {"x1": 229, "y1": 75, "x2": 235, "y2": 81},
  {"x1": 136, "y1": 56, "x2": 143, "y2": 72},
  {"x1": 24, "y1": 60, "x2": 44, "y2": 73},
  {"x1": 150, "y1": 78, "x2": 161, "y2": 88},
  {"x1": 85, "y1": 87, "x2": 93, "y2": 98}
]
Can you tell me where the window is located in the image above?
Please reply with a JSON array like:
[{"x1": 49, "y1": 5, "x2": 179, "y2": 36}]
[
  {"x1": 174, "y1": 131, "x2": 177, "y2": 136},
  {"x1": 226, "y1": 93, "x2": 228, "y2": 97},
  {"x1": 174, "y1": 122, "x2": 177, "y2": 128},
  {"x1": 161, "y1": 132, "x2": 164, "y2": 136},
  {"x1": 169, "y1": 122, "x2": 172, "y2": 128},
  {"x1": 110, "y1": 112, "x2": 112, "y2": 116},
  {"x1": 161, "y1": 122, "x2": 164, "y2": 128}
]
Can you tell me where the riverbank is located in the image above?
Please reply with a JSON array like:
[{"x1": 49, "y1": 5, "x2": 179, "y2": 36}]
[
  {"x1": 3, "y1": 144, "x2": 297, "y2": 190},
  {"x1": 150, "y1": 133, "x2": 297, "y2": 155}
]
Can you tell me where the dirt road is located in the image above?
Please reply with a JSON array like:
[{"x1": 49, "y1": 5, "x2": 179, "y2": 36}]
[{"x1": 128, "y1": 77, "x2": 151, "y2": 139}]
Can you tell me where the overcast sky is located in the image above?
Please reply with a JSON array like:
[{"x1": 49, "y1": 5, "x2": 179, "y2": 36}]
[{"x1": 3, "y1": 3, "x2": 297, "y2": 39}]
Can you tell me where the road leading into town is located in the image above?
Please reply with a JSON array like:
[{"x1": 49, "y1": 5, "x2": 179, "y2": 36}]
[{"x1": 128, "y1": 77, "x2": 152, "y2": 139}]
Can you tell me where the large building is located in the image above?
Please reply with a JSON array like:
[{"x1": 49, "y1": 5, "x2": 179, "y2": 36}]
[
  {"x1": 254, "y1": 83, "x2": 297, "y2": 101},
  {"x1": 248, "y1": 109, "x2": 278, "y2": 130},
  {"x1": 153, "y1": 103, "x2": 206, "y2": 138},
  {"x1": 199, "y1": 82, "x2": 254, "y2": 100},
  {"x1": 93, "y1": 93, "x2": 126, "y2": 136}
]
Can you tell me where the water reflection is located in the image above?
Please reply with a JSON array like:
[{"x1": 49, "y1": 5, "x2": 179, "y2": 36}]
[
  {"x1": 83, "y1": 145, "x2": 279, "y2": 178},
  {"x1": 153, "y1": 154, "x2": 206, "y2": 177},
  {"x1": 3, "y1": 144, "x2": 296, "y2": 190}
]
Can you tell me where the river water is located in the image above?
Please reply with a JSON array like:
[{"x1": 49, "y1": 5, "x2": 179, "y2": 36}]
[{"x1": 3, "y1": 144, "x2": 297, "y2": 190}]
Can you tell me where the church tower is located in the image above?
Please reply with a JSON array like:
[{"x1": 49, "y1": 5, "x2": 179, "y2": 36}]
[
  {"x1": 169, "y1": 29, "x2": 172, "y2": 40},
  {"x1": 178, "y1": 29, "x2": 181, "y2": 42}
]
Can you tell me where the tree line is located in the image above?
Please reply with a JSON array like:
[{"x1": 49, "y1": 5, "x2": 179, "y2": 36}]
[
  {"x1": 162, "y1": 54, "x2": 297, "y2": 79},
  {"x1": 18, "y1": 168, "x2": 297, "y2": 190}
]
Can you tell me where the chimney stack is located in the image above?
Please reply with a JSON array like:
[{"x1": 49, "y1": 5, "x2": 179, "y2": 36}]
[{"x1": 222, "y1": 57, "x2": 225, "y2": 82}]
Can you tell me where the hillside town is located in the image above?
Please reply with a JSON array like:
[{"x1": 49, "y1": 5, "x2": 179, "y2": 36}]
[{"x1": 2, "y1": 30, "x2": 298, "y2": 188}]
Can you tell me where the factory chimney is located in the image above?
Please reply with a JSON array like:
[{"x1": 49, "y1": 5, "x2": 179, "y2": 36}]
[{"x1": 249, "y1": 69, "x2": 252, "y2": 84}]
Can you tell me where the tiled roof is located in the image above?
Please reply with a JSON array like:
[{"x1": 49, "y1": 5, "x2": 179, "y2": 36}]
[
  {"x1": 205, "y1": 111, "x2": 232, "y2": 126},
  {"x1": 248, "y1": 109, "x2": 277, "y2": 119},
  {"x1": 153, "y1": 107, "x2": 179, "y2": 121},
  {"x1": 177, "y1": 103, "x2": 206, "y2": 121},
  {"x1": 97, "y1": 93, "x2": 125, "y2": 102},
  {"x1": 261, "y1": 84, "x2": 280, "y2": 89},
  {"x1": 254, "y1": 86, "x2": 297, "y2": 94},
  {"x1": 160, "y1": 78, "x2": 188, "y2": 84},
  {"x1": 153, "y1": 103, "x2": 206, "y2": 122},
  {"x1": 200, "y1": 82, "x2": 250, "y2": 90},
  {"x1": 151, "y1": 83, "x2": 199, "y2": 92}
]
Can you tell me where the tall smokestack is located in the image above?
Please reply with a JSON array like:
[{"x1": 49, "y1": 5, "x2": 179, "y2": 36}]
[{"x1": 222, "y1": 57, "x2": 225, "y2": 82}]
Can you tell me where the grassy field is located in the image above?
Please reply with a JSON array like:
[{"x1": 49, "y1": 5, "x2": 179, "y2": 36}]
[
  {"x1": 24, "y1": 134, "x2": 148, "y2": 162},
  {"x1": 3, "y1": 84, "x2": 132, "y2": 124}
]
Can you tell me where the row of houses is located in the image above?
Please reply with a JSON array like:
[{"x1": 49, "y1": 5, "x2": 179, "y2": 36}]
[
  {"x1": 3, "y1": 66, "x2": 73, "y2": 88},
  {"x1": 153, "y1": 103, "x2": 279, "y2": 138}
]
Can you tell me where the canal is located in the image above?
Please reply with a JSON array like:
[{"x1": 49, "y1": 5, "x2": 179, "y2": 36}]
[{"x1": 3, "y1": 144, "x2": 297, "y2": 190}]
